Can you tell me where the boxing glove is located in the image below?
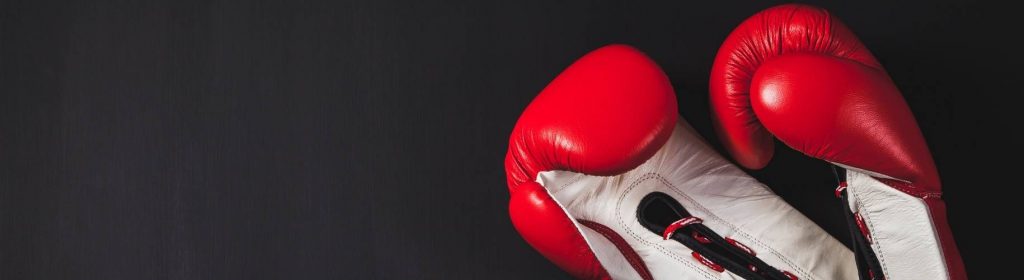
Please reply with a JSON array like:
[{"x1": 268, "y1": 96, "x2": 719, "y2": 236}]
[
  {"x1": 506, "y1": 44, "x2": 855, "y2": 279},
  {"x1": 709, "y1": 4, "x2": 966, "y2": 280}
]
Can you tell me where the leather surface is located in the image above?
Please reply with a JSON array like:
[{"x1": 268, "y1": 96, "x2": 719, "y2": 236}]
[
  {"x1": 750, "y1": 53, "x2": 940, "y2": 192},
  {"x1": 537, "y1": 120, "x2": 856, "y2": 279},
  {"x1": 509, "y1": 181, "x2": 611, "y2": 279},
  {"x1": 505, "y1": 44, "x2": 676, "y2": 279},
  {"x1": 506, "y1": 43, "x2": 855, "y2": 279},
  {"x1": 505, "y1": 44, "x2": 677, "y2": 191},
  {"x1": 708, "y1": 4, "x2": 964, "y2": 279},
  {"x1": 709, "y1": 3, "x2": 880, "y2": 170},
  {"x1": 845, "y1": 171, "x2": 946, "y2": 279}
]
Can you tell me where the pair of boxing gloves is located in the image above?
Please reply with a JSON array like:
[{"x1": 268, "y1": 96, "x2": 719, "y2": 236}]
[{"x1": 504, "y1": 4, "x2": 965, "y2": 280}]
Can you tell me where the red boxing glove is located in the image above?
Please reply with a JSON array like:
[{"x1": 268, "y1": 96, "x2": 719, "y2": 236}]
[
  {"x1": 710, "y1": 4, "x2": 966, "y2": 279},
  {"x1": 506, "y1": 44, "x2": 855, "y2": 279}
]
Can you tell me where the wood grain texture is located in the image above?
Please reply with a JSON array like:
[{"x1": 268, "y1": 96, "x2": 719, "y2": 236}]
[{"x1": 1, "y1": 0, "x2": 1010, "y2": 278}]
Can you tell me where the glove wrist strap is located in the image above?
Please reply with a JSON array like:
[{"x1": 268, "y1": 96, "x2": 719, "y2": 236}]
[{"x1": 835, "y1": 168, "x2": 955, "y2": 280}]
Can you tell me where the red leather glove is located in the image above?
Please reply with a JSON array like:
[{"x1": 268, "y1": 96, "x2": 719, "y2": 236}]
[
  {"x1": 710, "y1": 4, "x2": 966, "y2": 279},
  {"x1": 506, "y1": 44, "x2": 855, "y2": 279}
]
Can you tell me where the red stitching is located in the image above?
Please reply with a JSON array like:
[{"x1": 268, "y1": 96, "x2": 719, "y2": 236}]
[
  {"x1": 626, "y1": 173, "x2": 813, "y2": 277},
  {"x1": 691, "y1": 252, "x2": 724, "y2": 272},
  {"x1": 835, "y1": 181, "x2": 848, "y2": 198},
  {"x1": 662, "y1": 217, "x2": 704, "y2": 240},
  {"x1": 854, "y1": 212, "x2": 873, "y2": 244},
  {"x1": 783, "y1": 270, "x2": 799, "y2": 280},
  {"x1": 578, "y1": 220, "x2": 653, "y2": 280},
  {"x1": 868, "y1": 269, "x2": 886, "y2": 280},
  {"x1": 692, "y1": 231, "x2": 712, "y2": 244},
  {"x1": 726, "y1": 237, "x2": 756, "y2": 256}
]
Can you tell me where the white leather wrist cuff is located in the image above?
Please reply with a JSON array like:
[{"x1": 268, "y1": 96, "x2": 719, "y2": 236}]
[
  {"x1": 536, "y1": 119, "x2": 856, "y2": 279},
  {"x1": 845, "y1": 170, "x2": 949, "y2": 280}
]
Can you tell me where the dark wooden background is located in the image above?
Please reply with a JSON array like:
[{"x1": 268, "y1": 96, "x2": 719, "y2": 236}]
[{"x1": 2, "y1": 0, "x2": 1011, "y2": 278}]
